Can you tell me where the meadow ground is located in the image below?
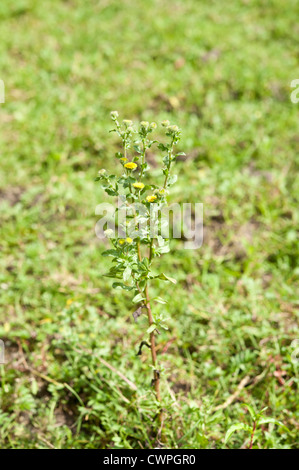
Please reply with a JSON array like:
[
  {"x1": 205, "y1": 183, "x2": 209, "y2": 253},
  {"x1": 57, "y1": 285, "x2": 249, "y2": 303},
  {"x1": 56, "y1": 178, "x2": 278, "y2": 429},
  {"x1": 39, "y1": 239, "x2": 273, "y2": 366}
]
[{"x1": 0, "y1": 0, "x2": 298, "y2": 448}]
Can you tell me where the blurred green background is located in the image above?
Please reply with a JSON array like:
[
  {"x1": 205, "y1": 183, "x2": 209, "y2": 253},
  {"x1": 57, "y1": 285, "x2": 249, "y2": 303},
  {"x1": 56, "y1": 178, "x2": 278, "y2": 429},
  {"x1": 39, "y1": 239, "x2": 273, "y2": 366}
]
[{"x1": 0, "y1": 0, "x2": 298, "y2": 449}]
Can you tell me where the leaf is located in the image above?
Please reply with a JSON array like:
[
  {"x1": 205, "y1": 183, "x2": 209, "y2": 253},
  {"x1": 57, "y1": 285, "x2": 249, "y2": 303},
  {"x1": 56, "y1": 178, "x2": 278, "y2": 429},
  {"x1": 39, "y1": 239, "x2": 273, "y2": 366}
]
[
  {"x1": 123, "y1": 266, "x2": 132, "y2": 282},
  {"x1": 132, "y1": 293, "x2": 145, "y2": 304},
  {"x1": 158, "y1": 244, "x2": 170, "y2": 254},
  {"x1": 243, "y1": 404, "x2": 256, "y2": 421},
  {"x1": 112, "y1": 282, "x2": 134, "y2": 291},
  {"x1": 258, "y1": 418, "x2": 290, "y2": 433},
  {"x1": 224, "y1": 423, "x2": 248, "y2": 444},
  {"x1": 167, "y1": 174, "x2": 178, "y2": 186},
  {"x1": 153, "y1": 297, "x2": 167, "y2": 305},
  {"x1": 157, "y1": 143, "x2": 169, "y2": 152},
  {"x1": 147, "y1": 324, "x2": 157, "y2": 334},
  {"x1": 155, "y1": 273, "x2": 177, "y2": 284},
  {"x1": 102, "y1": 249, "x2": 119, "y2": 257},
  {"x1": 156, "y1": 235, "x2": 165, "y2": 247},
  {"x1": 105, "y1": 188, "x2": 118, "y2": 196},
  {"x1": 133, "y1": 145, "x2": 142, "y2": 154}
]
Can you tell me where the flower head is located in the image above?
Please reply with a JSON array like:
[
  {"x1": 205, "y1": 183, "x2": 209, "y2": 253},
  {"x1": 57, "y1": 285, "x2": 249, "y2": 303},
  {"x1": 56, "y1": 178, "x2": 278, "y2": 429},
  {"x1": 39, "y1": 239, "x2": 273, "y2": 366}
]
[
  {"x1": 126, "y1": 237, "x2": 133, "y2": 244},
  {"x1": 104, "y1": 228, "x2": 114, "y2": 238},
  {"x1": 133, "y1": 182, "x2": 145, "y2": 190},
  {"x1": 110, "y1": 110, "x2": 119, "y2": 119},
  {"x1": 161, "y1": 120, "x2": 170, "y2": 127},
  {"x1": 140, "y1": 121, "x2": 149, "y2": 130},
  {"x1": 118, "y1": 239, "x2": 125, "y2": 245},
  {"x1": 120, "y1": 157, "x2": 128, "y2": 162},
  {"x1": 146, "y1": 195, "x2": 157, "y2": 203},
  {"x1": 124, "y1": 162, "x2": 137, "y2": 171},
  {"x1": 98, "y1": 169, "x2": 106, "y2": 175},
  {"x1": 150, "y1": 122, "x2": 157, "y2": 129},
  {"x1": 167, "y1": 125, "x2": 179, "y2": 134},
  {"x1": 123, "y1": 119, "x2": 133, "y2": 127}
]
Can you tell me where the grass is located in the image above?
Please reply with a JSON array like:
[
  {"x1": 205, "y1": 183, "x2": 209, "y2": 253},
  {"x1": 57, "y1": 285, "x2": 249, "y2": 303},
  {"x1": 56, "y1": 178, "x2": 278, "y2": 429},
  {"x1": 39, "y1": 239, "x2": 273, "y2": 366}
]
[{"x1": 0, "y1": 0, "x2": 298, "y2": 449}]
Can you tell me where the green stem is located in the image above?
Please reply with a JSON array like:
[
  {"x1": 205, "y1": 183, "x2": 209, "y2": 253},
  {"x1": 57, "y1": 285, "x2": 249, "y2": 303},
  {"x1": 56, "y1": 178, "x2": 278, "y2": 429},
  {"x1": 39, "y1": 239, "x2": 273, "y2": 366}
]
[{"x1": 163, "y1": 137, "x2": 175, "y2": 189}]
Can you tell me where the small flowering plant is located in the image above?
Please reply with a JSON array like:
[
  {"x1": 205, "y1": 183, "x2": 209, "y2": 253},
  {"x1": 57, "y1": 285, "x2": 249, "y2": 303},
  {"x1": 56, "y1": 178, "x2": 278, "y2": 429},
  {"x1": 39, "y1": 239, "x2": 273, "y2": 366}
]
[{"x1": 96, "y1": 111, "x2": 183, "y2": 421}]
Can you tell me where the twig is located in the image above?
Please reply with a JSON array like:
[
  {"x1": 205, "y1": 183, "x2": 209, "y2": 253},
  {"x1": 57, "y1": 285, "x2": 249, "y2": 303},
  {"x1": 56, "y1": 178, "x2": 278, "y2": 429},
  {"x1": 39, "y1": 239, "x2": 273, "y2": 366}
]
[
  {"x1": 38, "y1": 436, "x2": 56, "y2": 449},
  {"x1": 214, "y1": 375, "x2": 250, "y2": 411}
]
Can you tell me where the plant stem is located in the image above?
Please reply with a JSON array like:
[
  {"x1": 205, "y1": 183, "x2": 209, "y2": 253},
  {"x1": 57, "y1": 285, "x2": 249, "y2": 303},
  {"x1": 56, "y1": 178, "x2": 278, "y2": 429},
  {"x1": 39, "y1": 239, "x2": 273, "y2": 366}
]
[
  {"x1": 137, "y1": 239, "x2": 162, "y2": 422},
  {"x1": 163, "y1": 137, "x2": 175, "y2": 189},
  {"x1": 145, "y1": 284, "x2": 161, "y2": 404},
  {"x1": 248, "y1": 421, "x2": 256, "y2": 449}
]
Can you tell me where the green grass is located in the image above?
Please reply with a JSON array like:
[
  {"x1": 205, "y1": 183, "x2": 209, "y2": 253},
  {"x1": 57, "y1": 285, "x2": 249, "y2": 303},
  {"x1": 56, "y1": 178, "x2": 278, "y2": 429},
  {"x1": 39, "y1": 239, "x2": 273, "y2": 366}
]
[{"x1": 0, "y1": 0, "x2": 298, "y2": 449}]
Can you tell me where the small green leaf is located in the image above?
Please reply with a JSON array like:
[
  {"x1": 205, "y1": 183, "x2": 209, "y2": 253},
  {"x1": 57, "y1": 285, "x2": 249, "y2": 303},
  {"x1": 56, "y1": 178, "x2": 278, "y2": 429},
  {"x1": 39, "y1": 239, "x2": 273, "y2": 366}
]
[
  {"x1": 167, "y1": 175, "x2": 177, "y2": 186},
  {"x1": 157, "y1": 143, "x2": 169, "y2": 152},
  {"x1": 123, "y1": 266, "x2": 132, "y2": 282},
  {"x1": 132, "y1": 293, "x2": 145, "y2": 304},
  {"x1": 153, "y1": 297, "x2": 167, "y2": 305},
  {"x1": 102, "y1": 249, "x2": 119, "y2": 257},
  {"x1": 258, "y1": 418, "x2": 290, "y2": 433},
  {"x1": 112, "y1": 282, "x2": 134, "y2": 291},
  {"x1": 243, "y1": 404, "x2": 256, "y2": 421},
  {"x1": 155, "y1": 273, "x2": 177, "y2": 284},
  {"x1": 224, "y1": 423, "x2": 248, "y2": 444},
  {"x1": 147, "y1": 324, "x2": 156, "y2": 334},
  {"x1": 158, "y1": 244, "x2": 170, "y2": 254},
  {"x1": 133, "y1": 145, "x2": 142, "y2": 154}
]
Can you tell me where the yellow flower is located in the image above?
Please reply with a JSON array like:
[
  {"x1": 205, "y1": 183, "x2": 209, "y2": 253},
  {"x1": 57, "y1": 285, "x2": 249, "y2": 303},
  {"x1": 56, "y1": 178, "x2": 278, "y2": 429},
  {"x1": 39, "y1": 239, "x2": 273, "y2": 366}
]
[
  {"x1": 126, "y1": 237, "x2": 133, "y2": 244},
  {"x1": 119, "y1": 239, "x2": 125, "y2": 245},
  {"x1": 133, "y1": 182, "x2": 145, "y2": 190},
  {"x1": 146, "y1": 195, "x2": 157, "y2": 203},
  {"x1": 124, "y1": 162, "x2": 137, "y2": 170},
  {"x1": 120, "y1": 157, "x2": 128, "y2": 162}
]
